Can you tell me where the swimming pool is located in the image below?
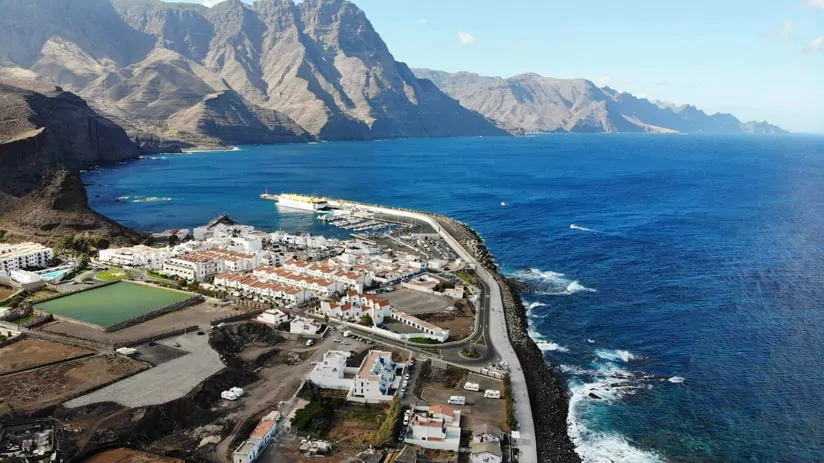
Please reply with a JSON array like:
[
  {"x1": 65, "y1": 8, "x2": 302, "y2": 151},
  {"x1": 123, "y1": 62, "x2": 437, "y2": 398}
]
[{"x1": 40, "y1": 270, "x2": 68, "y2": 280}]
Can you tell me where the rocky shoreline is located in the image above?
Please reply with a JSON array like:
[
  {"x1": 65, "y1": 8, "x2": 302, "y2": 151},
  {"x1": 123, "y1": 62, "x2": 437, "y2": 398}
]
[{"x1": 434, "y1": 216, "x2": 581, "y2": 463}]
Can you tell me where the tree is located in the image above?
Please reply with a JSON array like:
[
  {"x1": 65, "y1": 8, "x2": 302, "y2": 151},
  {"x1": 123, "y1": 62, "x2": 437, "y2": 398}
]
[
  {"x1": 187, "y1": 281, "x2": 200, "y2": 292},
  {"x1": 76, "y1": 253, "x2": 90, "y2": 270},
  {"x1": 359, "y1": 314, "x2": 374, "y2": 327}
]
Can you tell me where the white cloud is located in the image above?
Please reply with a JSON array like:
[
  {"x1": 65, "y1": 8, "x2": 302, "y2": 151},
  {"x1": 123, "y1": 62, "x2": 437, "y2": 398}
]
[
  {"x1": 805, "y1": 35, "x2": 824, "y2": 52},
  {"x1": 457, "y1": 31, "x2": 476, "y2": 46},
  {"x1": 806, "y1": 0, "x2": 824, "y2": 9},
  {"x1": 419, "y1": 18, "x2": 428, "y2": 25}
]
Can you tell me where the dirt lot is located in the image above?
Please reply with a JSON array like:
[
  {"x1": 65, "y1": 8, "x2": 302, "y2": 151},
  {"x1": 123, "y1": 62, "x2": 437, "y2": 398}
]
[
  {"x1": 382, "y1": 288, "x2": 454, "y2": 315},
  {"x1": 0, "y1": 285, "x2": 15, "y2": 301},
  {"x1": 420, "y1": 372, "x2": 506, "y2": 432},
  {"x1": 0, "y1": 338, "x2": 93, "y2": 375},
  {"x1": 39, "y1": 301, "x2": 238, "y2": 345},
  {"x1": 327, "y1": 403, "x2": 389, "y2": 446},
  {"x1": 86, "y1": 448, "x2": 183, "y2": 463},
  {"x1": 0, "y1": 355, "x2": 148, "y2": 414},
  {"x1": 418, "y1": 311, "x2": 474, "y2": 341}
]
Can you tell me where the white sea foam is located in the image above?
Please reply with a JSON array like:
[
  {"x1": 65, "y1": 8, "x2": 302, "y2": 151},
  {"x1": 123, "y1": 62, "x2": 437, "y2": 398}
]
[
  {"x1": 568, "y1": 379, "x2": 664, "y2": 463},
  {"x1": 558, "y1": 364, "x2": 592, "y2": 375},
  {"x1": 536, "y1": 340, "x2": 570, "y2": 353},
  {"x1": 595, "y1": 349, "x2": 640, "y2": 363},
  {"x1": 668, "y1": 376, "x2": 686, "y2": 384},
  {"x1": 132, "y1": 196, "x2": 173, "y2": 203},
  {"x1": 587, "y1": 339, "x2": 596, "y2": 344},
  {"x1": 570, "y1": 224, "x2": 598, "y2": 233},
  {"x1": 528, "y1": 301, "x2": 547, "y2": 310},
  {"x1": 513, "y1": 268, "x2": 597, "y2": 296}
]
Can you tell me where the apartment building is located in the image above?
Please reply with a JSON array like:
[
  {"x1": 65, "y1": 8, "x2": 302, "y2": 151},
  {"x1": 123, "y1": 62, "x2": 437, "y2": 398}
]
[
  {"x1": 0, "y1": 243, "x2": 54, "y2": 274},
  {"x1": 349, "y1": 350, "x2": 397, "y2": 403}
]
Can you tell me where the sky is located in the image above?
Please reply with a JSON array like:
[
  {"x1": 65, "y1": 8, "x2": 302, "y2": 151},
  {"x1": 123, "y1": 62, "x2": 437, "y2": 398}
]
[{"x1": 179, "y1": 0, "x2": 824, "y2": 132}]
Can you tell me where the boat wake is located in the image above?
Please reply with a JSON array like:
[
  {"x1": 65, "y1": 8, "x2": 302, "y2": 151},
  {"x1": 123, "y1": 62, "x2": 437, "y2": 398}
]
[{"x1": 513, "y1": 268, "x2": 597, "y2": 296}]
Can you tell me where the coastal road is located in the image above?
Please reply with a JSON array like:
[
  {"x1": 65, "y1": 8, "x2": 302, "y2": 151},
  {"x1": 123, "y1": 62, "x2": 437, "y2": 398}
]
[{"x1": 337, "y1": 201, "x2": 538, "y2": 463}]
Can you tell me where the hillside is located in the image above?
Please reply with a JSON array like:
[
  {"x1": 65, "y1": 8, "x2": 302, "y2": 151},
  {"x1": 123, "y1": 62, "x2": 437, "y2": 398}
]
[
  {"x1": 413, "y1": 69, "x2": 787, "y2": 134},
  {"x1": 0, "y1": 81, "x2": 142, "y2": 244},
  {"x1": 0, "y1": 0, "x2": 506, "y2": 146}
]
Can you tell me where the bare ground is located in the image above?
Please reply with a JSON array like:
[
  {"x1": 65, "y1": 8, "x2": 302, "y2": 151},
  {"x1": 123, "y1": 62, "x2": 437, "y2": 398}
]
[
  {"x1": 85, "y1": 448, "x2": 183, "y2": 463},
  {"x1": 0, "y1": 355, "x2": 148, "y2": 415},
  {"x1": 0, "y1": 337, "x2": 93, "y2": 375}
]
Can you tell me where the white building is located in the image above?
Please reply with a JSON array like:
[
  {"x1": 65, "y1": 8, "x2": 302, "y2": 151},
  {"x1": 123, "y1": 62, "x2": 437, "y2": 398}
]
[
  {"x1": 0, "y1": 243, "x2": 54, "y2": 273},
  {"x1": 10, "y1": 269, "x2": 42, "y2": 285},
  {"x1": 232, "y1": 410, "x2": 281, "y2": 463},
  {"x1": 163, "y1": 253, "x2": 223, "y2": 281},
  {"x1": 319, "y1": 291, "x2": 392, "y2": 325},
  {"x1": 214, "y1": 273, "x2": 312, "y2": 305},
  {"x1": 309, "y1": 350, "x2": 358, "y2": 390},
  {"x1": 98, "y1": 245, "x2": 169, "y2": 270},
  {"x1": 290, "y1": 316, "x2": 322, "y2": 335},
  {"x1": 254, "y1": 266, "x2": 344, "y2": 299},
  {"x1": 349, "y1": 350, "x2": 397, "y2": 403},
  {"x1": 390, "y1": 311, "x2": 450, "y2": 342},
  {"x1": 256, "y1": 308, "x2": 290, "y2": 327},
  {"x1": 470, "y1": 442, "x2": 503, "y2": 463},
  {"x1": 408, "y1": 404, "x2": 462, "y2": 451}
]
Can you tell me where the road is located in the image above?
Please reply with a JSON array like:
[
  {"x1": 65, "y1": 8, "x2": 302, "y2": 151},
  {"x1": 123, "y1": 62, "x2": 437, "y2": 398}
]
[{"x1": 334, "y1": 201, "x2": 538, "y2": 463}]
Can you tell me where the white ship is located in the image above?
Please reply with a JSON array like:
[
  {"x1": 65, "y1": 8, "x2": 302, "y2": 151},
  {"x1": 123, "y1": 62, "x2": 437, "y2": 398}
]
[{"x1": 261, "y1": 192, "x2": 329, "y2": 212}]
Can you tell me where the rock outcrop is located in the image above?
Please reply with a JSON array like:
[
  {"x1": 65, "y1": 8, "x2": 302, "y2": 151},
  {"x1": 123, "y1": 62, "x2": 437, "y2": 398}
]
[
  {"x1": 0, "y1": 0, "x2": 506, "y2": 146},
  {"x1": 0, "y1": 81, "x2": 142, "y2": 244},
  {"x1": 413, "y1": 69, "x2": 788, "y2": 134}
]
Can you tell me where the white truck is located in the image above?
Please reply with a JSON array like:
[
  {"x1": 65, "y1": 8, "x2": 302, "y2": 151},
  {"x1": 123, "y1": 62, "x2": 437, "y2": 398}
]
[
  {"x1": 343, "y1": 330, "x2": 353, "y2": 338},
  {"x1": 448, "y1": 395, "x2": 466, "y2": 405},
  {"x1": 463, "y1": 382, "x2": 480, "y2": 392},
  {"x1": 484, "y1": 389, "x2": 502, "y2": 399},
  {"x1": 221, "y1": 391, "x2": 239, "y2": 401}
]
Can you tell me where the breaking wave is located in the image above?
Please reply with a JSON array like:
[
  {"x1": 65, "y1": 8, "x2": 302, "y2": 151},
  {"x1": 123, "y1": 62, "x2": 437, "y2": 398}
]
[
  {"x1": 513, "y1": 268, "x2": 597, "y2": 296},
  {"x1": 132, "y1": 196, "x2": 173, "y2": 203},
  {"x1": 595, "y1": 349, "x2": 641, "y2": 363},
  {"x1": 567, "y1": 367, "x2": 664, "y2": 462},
  {"x1": 527, "y1": 326, "x2": 570, "y2": 353},
  {"x1": 570, "y1": 224, "x2": 598, "y2": 233},
  {"x1": 668, "y1": 376, "x2": 686, "y2": 384},
  {"x1": 528, "y1": 301, "x2": 547, "y2": 310}
]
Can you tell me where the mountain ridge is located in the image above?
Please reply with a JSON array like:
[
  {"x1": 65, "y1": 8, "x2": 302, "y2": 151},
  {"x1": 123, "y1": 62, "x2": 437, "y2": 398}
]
[
  {"x1": 0, "y1": 0, "x2": 506, "y2": 147},
  {"x1": 413, "y1": 68, "x2": 787, "y2": 135}
]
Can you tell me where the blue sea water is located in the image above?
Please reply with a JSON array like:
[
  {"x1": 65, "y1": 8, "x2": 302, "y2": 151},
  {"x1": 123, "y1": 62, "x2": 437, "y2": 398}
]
[{"x1": 85, "y1": 134, "x2": 824, "y2": 462}]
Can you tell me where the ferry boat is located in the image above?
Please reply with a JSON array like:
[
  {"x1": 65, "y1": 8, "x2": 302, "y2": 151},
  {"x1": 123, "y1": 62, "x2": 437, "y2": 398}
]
[{"x1": 260, "y1": 192, "x2": 329, "y2": 212}]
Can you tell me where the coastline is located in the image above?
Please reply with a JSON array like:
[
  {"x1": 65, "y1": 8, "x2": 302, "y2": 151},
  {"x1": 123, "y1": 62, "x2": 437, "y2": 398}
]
[
  {"x1": 330, "y1": 198, "x2": 580, "y2": 462},
  {"x1": 432, "y1": 216, "x2": 581, "y2": 463}
]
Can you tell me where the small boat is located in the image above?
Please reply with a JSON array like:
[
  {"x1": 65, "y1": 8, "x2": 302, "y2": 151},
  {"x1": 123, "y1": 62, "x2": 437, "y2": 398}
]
[{"x1": 501, "y1": 201, "x2": 507, "y2": 207}]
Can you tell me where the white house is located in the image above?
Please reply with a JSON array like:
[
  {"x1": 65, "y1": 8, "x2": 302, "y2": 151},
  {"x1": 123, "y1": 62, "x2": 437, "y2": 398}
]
[
  {"x1": 232, "y1": 410, "x2": 281, "y2": 463},
  {"x1": 0, "y1": 243, "x2": 54, "y2": 273},
  {"x1": 470, "y1": 441, "x2": 503, "y2": 463},
  {"x1": 256, "y1": 308, "x2": 289, "y2": 327},
  {"x1": 349, "y1": 350, "x2": 397, "y2": 403},
  {"x1": 290, "y1": 316, "x2": 322, "y2": 335},
  {"x1": 407, "y1": 404, "x2": 462, "y2": 451},
  {"x1": 213, "y1": 273, "x2": 312, "y2": 305},
  {"x1": 319, "y1": 291, "x2": 392, "y2": 325},
  {"x1": 309, "y1": 350, "x2": 358, "y2": 390}
]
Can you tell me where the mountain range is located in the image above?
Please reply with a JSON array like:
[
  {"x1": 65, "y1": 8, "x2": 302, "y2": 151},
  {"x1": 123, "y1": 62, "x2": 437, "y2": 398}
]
[
  {"x1": 412, "y1": 69, "x2": 787, "y2": 135},
  {"x1": 0, "y1": 0, "x2": 785, "y2": 150}
]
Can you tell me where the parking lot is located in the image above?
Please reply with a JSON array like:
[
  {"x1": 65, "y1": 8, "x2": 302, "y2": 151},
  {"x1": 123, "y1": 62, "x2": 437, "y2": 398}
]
[
  {"x1": 381, "y1": 288, "x2": 454, "y2": 315},
  {"x1": 419, "y1": 372, "x2": 506, "y2": 432},
  {"x1": 65, "y1": 332, "x2": 225, "y2": 408}
]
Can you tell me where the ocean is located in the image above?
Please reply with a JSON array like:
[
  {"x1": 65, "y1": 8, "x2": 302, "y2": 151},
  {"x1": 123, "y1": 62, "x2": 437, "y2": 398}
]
[{"x1": 84, "y1": 134, "x2": 824, "y2": 462}]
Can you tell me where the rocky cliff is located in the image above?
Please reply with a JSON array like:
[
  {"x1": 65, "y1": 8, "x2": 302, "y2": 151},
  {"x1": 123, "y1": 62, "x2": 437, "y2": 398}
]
[
  {"x1": 0, "y1": 81, "x2": 142, "y2": 243},
  {"x1": 414, "y1": 69, "x2": 788, "y2": 134},
  {"x1": 0, "y1": 0, "x2": 506, "y2": 146}
]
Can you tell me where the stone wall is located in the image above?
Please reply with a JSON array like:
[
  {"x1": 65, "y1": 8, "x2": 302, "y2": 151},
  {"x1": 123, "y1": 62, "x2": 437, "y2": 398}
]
[{"x1": 104, "y1": 295, "x2": 204, "y2": 332}]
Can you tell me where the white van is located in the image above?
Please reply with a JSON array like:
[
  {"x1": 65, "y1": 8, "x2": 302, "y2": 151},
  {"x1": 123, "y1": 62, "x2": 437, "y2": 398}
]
[
  {"x1": 463, "y1": 382, "x2": 480, "y2": 392},
  {"x1": 448, "y1": 395, "x2": 466, "y2": 405},
  {"x1": 484, "y1": 389, "x2": 502, "y2": 399},
  {"x1": 306, "y1": 339, "x2": 315, "y2": 347}
]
